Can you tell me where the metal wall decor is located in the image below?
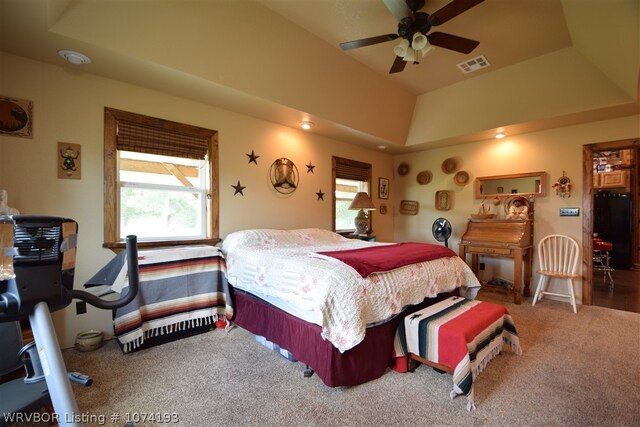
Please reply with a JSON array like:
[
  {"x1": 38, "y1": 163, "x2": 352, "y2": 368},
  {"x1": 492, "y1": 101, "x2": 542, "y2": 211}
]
[
  {"x1": 269, "y1": 157, "x2": 299, "y2": 194},
  {"x1": 246, "y1": 150, "x2": 260, "y2": 164},
  {"x1": 232, "y1": 180, "x2": 246, "y2": 196},
  {"x1": 306, "y1": 162, "x2": 315, "y2": 173}
]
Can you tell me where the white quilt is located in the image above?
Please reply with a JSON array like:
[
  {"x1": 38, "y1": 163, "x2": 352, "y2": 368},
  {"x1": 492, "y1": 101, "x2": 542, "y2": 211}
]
[{"x1": 222, "y1": 228, "x2": 481, "y2": 353}]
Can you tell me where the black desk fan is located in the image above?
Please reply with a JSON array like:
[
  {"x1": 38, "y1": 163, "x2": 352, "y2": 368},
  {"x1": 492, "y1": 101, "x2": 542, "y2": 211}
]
[
  {"x1": 432, "y1": 217, "x2": 452, "y2": 247},
  {"x1": 0, "y1": 215, "x2": 139, "y2": 426}
]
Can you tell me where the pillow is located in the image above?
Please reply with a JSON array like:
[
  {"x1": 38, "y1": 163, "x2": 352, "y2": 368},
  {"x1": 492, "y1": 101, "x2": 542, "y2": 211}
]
[{"x1": 222, "y1": 228, "x2": 344, "y2": 253}]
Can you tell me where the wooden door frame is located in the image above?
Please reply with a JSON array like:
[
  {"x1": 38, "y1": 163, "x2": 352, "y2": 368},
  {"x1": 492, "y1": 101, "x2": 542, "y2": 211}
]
[{"x1": 582, "y1": 138, "x2": 639, "y2": 305}]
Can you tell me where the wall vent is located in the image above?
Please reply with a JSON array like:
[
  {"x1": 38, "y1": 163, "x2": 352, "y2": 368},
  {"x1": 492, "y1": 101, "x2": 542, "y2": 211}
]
[{"x1": 457, "y1": 55, "x2": 490, "y2": 74}]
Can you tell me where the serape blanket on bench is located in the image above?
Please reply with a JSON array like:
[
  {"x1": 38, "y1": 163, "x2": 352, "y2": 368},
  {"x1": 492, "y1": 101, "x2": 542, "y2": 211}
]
[
  {"x1": 109, "y1": 245, "x2": 233, "y2": 353},
  {"x1": 393, "y1": 296, "x2": 521, "y2": 411}
]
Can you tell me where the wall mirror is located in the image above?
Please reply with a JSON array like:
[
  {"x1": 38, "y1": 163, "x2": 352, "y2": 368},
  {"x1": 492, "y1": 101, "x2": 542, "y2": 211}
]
[{"x1": 475, "y1": 171, "x2": 547, "y2": 199}]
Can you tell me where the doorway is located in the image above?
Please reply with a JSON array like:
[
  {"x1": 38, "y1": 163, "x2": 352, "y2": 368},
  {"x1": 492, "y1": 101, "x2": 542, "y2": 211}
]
[{"x1": 582, "y1": 138, "x2": 640, "y2": 313}]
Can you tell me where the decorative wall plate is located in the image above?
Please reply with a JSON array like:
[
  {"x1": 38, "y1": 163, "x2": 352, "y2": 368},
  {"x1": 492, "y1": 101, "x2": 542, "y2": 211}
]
[
  {"x1": 504, "y1": 196, "x2": 530, "y2": 215},
  {"x1": 435, "y1": 190, "x2": 453, "y2": 210},
  {"x1": 441, "y1": 158, "x2": 457, "y2": 174},
  {"x1": 416, "y1": 170, "x2": 432, "y2": 185},
  {"x1": 399, "y1": 200, "x2": 419, "y2": 215},
  {"x1": 454, "y1": 170, "x2": 469, "y2": 186},
  {"x1": 397, "y1": 162, "x2": 410, "y2": 176},
  {"x1": 269, "y1": 157, "x2": 299, "y2": 194}
]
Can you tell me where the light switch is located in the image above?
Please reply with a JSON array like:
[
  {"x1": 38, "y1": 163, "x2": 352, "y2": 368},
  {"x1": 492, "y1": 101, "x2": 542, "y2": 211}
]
[{"x1": 559, "y1": 208, "x2": 580, "y2": 216}]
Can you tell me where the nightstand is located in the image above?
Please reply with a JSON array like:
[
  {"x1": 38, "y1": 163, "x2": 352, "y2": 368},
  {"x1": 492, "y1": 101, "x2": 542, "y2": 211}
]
[{"x1": 347, "y1": 234, "x2": 376, "y2": 242}]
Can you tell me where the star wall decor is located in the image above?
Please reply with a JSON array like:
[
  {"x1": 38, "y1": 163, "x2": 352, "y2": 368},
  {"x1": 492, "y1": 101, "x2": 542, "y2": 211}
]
[
  {"x1": 316, "y1": 189, "x2": 325, "y2": 200},
  {"x1": 232, "y1": 180, "x2": 246, "y2": 196},
  {"x1": 246, "y1": 150, "x2": 260, "y2": 165},
  {"x1": 306, "y1": 162, "x2": 315, "y2": 173}
]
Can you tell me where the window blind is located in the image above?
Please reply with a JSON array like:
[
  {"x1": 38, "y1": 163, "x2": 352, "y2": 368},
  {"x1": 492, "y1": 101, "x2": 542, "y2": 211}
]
[
  {"x1": 334, "y1": 158, "x2": 371, "y2": 181},
  {"x1": 116, "y1": 120, "x2": 210, "y2": 160}
]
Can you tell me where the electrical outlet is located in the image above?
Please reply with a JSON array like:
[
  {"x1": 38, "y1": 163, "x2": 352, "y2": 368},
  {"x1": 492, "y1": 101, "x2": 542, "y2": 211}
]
[
  {"x1": 76, "y1": 301, "x2": 86, "y2": 315},
  {"x1": 559, "y1": 207, "x2": 580, "y2": 217}
]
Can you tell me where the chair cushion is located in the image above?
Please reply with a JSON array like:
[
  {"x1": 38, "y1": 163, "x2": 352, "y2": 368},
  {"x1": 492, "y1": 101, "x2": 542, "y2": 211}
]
[{"x1": 594, "y1": 241, "x2": 613, "y2": 251}]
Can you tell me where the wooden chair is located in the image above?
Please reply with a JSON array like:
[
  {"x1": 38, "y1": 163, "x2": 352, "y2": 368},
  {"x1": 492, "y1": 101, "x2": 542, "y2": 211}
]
[{"x1": 531, "y1": 235, "x2": 580, "y2": 313}]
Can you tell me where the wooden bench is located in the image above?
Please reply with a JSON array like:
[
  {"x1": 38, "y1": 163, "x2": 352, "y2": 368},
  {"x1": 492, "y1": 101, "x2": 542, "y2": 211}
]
[{"x1": 394, "y1": 296, "x2": 522, "y2": 411}]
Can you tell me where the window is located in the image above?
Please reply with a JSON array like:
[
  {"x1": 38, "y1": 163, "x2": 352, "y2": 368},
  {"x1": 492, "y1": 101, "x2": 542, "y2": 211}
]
[
  {"x1": 332, "y1": 157, "x2": 372, "y2": 233},
  {"x1": 104, "y1": 108, "x2": 219, "y2": 250}
]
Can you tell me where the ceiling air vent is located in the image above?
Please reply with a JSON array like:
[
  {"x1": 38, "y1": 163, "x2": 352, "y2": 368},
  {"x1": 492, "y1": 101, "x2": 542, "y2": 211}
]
[{"x1": 457, "y1": 55, "x2": 490, "y2": 74}]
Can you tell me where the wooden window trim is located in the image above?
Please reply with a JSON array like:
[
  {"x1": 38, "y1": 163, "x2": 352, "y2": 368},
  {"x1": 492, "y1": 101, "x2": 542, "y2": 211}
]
[
  {"x1": 332, "y1": 156, "x2": 372, "y2": 233},
  {"x1": 103, "y1": 108, "x2": 219, "y2": 251}
]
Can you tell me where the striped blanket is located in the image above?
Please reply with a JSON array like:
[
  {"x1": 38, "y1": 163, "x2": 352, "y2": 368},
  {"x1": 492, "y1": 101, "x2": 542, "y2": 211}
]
[
  {"x1": 394, "y1": 296, "x2": 521, "y2": 411},
  {"x1": 111, "y1": 245, "x2": 233, "y2": 353}
]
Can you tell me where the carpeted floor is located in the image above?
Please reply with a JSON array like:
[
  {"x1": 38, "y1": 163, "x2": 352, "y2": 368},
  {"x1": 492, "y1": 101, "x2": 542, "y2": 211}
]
[{"x1": 63, "y1": 291, "x2": 640, "y2": 426}]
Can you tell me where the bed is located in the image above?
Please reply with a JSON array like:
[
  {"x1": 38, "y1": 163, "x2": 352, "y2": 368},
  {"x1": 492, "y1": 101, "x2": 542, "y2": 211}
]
[{"x1": 222, "y1": 228, "x2": 481, "y2": 387}]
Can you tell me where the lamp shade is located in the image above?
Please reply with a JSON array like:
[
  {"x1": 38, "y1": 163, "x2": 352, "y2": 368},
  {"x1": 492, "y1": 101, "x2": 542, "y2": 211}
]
[
  {"x1": 349, "y1": 192, "x2": 376, "y2": 211},
  {"x1": 393, "y1": 39, "x2": 410, "y2": 58},
  {"x1": 402, "y1": 47, "x2": 416, "y2": 62},
  {"x1": 412, "y1": 32, "x2": 428, "y2": 51}
]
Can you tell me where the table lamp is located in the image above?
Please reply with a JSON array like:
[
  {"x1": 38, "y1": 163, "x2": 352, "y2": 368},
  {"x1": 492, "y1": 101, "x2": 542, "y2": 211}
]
[{"x1": 348, "y1": 192, "x2": 376, "y2": 235}]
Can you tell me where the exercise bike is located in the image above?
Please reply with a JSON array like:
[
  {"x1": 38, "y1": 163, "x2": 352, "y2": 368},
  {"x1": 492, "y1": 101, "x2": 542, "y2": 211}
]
[{"x1": 0, "y1": 215, "x2": 139, "y2": 426}]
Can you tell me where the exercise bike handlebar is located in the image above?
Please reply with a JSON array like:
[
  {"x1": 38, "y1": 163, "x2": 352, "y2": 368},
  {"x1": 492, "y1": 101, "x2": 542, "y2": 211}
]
[{"x1": 66, "y1": 235, "x2": 140, "y2": 310}]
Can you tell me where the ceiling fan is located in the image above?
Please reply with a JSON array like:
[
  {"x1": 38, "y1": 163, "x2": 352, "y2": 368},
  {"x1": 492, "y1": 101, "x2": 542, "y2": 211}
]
[{"x1": 340, "y1": 0, "x2": 484, "y2": 74}]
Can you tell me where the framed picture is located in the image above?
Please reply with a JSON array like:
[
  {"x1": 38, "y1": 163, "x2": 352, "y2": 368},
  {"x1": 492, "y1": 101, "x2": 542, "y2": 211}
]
[
  {"x1": 378, "y1": 177, "x2": 389, "y2": 200},
  {"x1": 0, "y1": 96, "x2": 33, "y2": 138}
]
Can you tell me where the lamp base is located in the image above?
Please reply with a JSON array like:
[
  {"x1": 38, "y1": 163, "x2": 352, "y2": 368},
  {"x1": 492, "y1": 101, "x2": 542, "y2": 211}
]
[{"x1": 354, "y1": 209, "x2": 369, "y2": 235}]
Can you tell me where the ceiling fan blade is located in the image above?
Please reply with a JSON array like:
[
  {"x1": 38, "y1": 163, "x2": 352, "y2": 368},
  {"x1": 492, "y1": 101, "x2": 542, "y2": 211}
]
[
  {"x1": 389, "y1": 55, "x2": 407, "y2": 74},
  {"x1": 430, "y1": 0, "x2": 485, "y2": 26},
  {"x1": 340, "y1": 33, "x2": 399, "y2": 50},
  {"x1": 428, "y1": 32, "x2": 479, "y2": 54},
  {"x1": 383, "y1": 0, "x2": 411, "y2": 21}
]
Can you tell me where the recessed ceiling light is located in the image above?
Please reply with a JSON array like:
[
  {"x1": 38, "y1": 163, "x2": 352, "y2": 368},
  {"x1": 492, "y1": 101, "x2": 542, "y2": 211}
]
[
  {"x1": 58, "y1": 49, "x2": 91, "y2": 65},
  {"x1": 300, "y1": 121, "x2": 314, "y2": 130},
  {"x1": 495, "y1": 132, "x2": 506, "y2": 139},
  {"x1": 377, "y1": 145, "x2": 387, "y2": 150}
]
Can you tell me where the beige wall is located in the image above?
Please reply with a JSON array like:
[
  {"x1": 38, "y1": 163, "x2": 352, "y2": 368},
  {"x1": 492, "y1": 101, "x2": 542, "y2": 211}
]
[
  {"x1": 2, "y1": 52, "x2": 638, "y2": 348},
  {"x1": 394, "y1": 115, "x2": 640, "y2": 303},
  {"x1": 0, "y1": 53, "x2": 395, "y2": 348}
]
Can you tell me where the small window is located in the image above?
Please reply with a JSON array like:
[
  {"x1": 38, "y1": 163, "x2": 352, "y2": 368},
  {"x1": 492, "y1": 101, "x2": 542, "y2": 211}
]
[
  {"x1": 118, "y1": 151, "x2": 208, "y2": 241},
  {"x1": 335, "y1": 178, "x2": 369, "y2": 231},
  {"x1": 332, "y1": 157, "x2": 372, "y2": 233},
  {"x1": 104, "y1": 108, "x2": 219, "y2": 250}
]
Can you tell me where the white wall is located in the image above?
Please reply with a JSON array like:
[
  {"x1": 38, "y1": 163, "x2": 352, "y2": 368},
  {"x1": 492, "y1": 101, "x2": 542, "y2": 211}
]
[
  {"x1": 393, "y1": 115, "x2": 640, "y2": 303},
  {"x1": 0, "y1": 52, "x2": 395, "y2": 347}
]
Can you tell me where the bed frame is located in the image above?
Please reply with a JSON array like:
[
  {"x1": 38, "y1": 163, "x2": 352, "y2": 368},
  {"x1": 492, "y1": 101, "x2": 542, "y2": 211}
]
[{"x1": 231, "y1": 286, "x2": 459, "y2": 387}]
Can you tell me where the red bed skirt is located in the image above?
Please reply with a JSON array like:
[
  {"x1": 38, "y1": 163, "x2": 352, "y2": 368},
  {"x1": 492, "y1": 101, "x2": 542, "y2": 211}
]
[{"x1": 231, "y1": 287, "x2": 459, "y2": 387}]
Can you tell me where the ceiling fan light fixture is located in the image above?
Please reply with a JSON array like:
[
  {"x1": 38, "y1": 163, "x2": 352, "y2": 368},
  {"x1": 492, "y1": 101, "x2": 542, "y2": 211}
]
[
  {"x1": 403, "y1": 47, "x2": 416, "y2": 62},
  {"x1": 420, "y1": 43, "x2": 435, "y2": 58},
  {"x1": 393, "y1": 39, "x2": 410, "y2": 58},
  {"x1": 411, "y1": 32, "x2": 428, "y2": 51}
]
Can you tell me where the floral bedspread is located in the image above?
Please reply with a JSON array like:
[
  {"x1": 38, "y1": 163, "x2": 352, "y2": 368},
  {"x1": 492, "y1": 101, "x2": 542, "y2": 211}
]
[{"x1": 222, "y1": 228, "x2": 481, "y2": 353}]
